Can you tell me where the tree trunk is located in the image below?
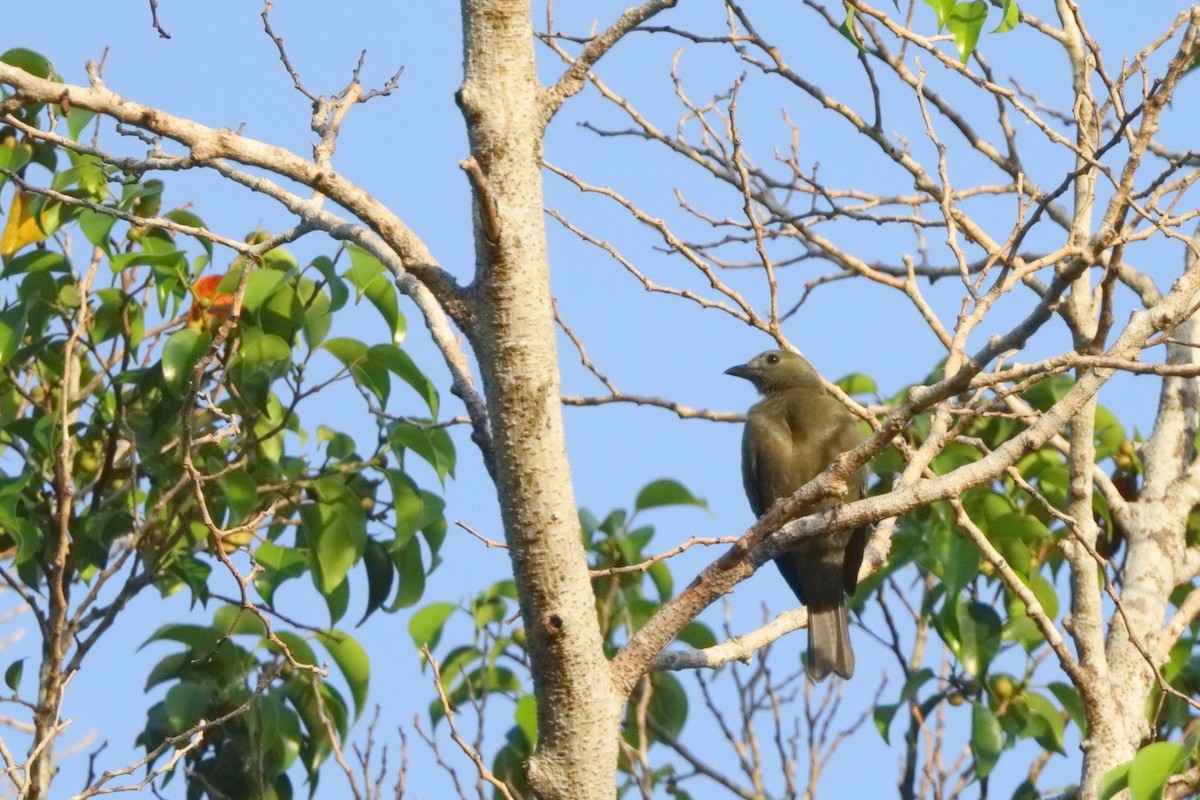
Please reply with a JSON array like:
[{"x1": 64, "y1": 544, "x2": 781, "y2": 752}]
[
  {"x1": 1082, "y1": 234, "x2": 1200, "y2": 796},
  {"x1": 458, "y1": 2, "x2": 622, "y2": 798}
]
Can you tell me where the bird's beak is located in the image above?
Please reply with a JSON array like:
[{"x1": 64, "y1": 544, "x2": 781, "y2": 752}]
[{"x1": 725, "y1": 363, "x2": 754, "y2": 380}]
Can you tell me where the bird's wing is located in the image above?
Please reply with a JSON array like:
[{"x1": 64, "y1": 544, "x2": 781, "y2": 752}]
[
  {"x1": 820, "y1": 403, "x2": 870, "y2": 592},
  {"x1": 743, "y1": 409, "x2": 795, "y2": 517},
  {"x1": 793, "y1": 395, "x2": 869, "y2": 494},
  {"x1": 741, "y1": 420, "x2": 765, "y2": 517}
]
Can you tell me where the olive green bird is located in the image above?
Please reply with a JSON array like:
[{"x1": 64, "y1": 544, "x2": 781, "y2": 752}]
[{"x1": 726, "y1": 350, "x2": 868, "y2": 681}]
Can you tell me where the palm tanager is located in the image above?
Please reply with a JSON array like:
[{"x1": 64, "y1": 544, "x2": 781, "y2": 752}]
[{"x1": 726, "y1": 350, "x2": 868, "y2": 681}]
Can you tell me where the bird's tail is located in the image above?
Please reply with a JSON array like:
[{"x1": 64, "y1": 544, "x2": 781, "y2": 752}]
[{"x1": 806, "y1": 602, "x2": 853, "y2": 681}]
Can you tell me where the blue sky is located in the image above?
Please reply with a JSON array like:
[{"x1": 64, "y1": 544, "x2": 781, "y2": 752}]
[{"x1": 4, "y1": 2, "x2": 1198, "y2": 797}]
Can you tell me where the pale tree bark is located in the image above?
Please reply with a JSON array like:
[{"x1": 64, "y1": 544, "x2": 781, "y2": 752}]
[
  {"x1": 1092, "y1": 229, "x2": 1200, "y2": 797},
  {"x1": 456, "y1": 3, "x2": 622, "y2": 798}
]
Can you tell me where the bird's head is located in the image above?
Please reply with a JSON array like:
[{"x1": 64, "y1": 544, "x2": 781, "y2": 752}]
[{"x1": 725, "y1": 350, "x2": 822, "y2": 394}]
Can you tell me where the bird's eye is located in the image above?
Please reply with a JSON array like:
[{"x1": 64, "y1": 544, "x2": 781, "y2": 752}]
[{"x1": 766, "y1": 353, "x2": 779, "y2": 364}]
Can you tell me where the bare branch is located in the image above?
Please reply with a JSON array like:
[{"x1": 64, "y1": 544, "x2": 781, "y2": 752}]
[{"x1": 541, "y1": 1, "x2": 679, "y2": 119}]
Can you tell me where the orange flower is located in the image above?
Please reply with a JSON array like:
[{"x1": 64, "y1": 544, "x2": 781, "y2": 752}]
[{"x1": 187, "y1": 274, "x2": 235, "y2": 331}]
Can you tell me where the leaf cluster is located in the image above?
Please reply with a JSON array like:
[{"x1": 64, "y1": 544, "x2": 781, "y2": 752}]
[{"x1": 0, "y1": 56, "x2": 454, "y2": 796}]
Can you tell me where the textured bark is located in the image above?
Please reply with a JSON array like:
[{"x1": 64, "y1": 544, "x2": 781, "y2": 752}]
[
  {"x1": 1085, "y1": 231, "x2": 1200, "y2": 796},
  {"x1": 458, "y1": 2, "x2": 622, "y2": 798},
  {"x1": 1053, "y1": 2, "x2": 1200, "y2": 792}
]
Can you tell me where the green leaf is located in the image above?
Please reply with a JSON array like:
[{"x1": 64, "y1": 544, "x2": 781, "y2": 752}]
[
  {"x1": 167, "y1": 556, "x2": 212, "y2": 607},
  {"x1": 1005, "y1": 573, "x2": 1059, "y2": 651},
  {"x1": 1094, "y1": 404, "x2": 1126, "y2": 460},
  {"x1": 4, "y1": 658, "x2": 25, "y2": 692},
  {"x1": 324, "y1": 573, "x2": 351, "y2": 626},
  {"x1": 352, "y1": 349, "x2": 391, "y2": 407},
  {"x1": 242, "y1": 268, "x2": 289, "y2": 314},
  {"x1": 78, "y1": 209, "x2": 117, "y2": 251},
  {"x1": 120, "y1": 178, "x2": 164, "y2": 211},
  {"x1": 646, "y1": 673, "x2": 688, "y2": 739},
  {"x1": 390, "y1": 423, "x2": 456, "y2": 483},
  {"x1": 0, "y1": 491, "x2": 40, "y2": 566},
  {"x1": 163, "y1": 681, "x2": 213, "y2": 734},
  {"x1": 1023, "y1": 691, "x2": 1066, "y2": 754},
  {"x1": 1, "y1": 48, "x2": 52, "y2": 79},
  {"x1": 322, "y1": 336, "x2": 367, "y2": 366},
  {"x1": 67, "y1": 107, "x2": 96, "y2": 141},
  {"x1": 309, "y1": 255, "x2": 349, "y2": 311},
  {"x1": 386, "y1": 469, "x2": 425, "y2": 545},
  {"x1": 874, "y1": 703, "x2": 900, "y2": 743},
  {"x1": 634, "y1": 479, "x2": 708, "y2": 513},
  {"x1": 1127, "y1": 741, "x2": 1187, "y2": 800},
  {"x1": 261, "y1": 244, "x2": 298, "y2": 272},
  {"x1": 1036, "y1": 465, "x2": 1069, "y2": 509},
  {"x1": 898, "y1": 667, "x2": 936, "y2": 703},
  {"x1": 648, "y1": 560, "x2": 673, "y2": 601},
  {"x1": 219, "y1": 468, "x2": 259, "y2": 525},
  {"x1": 3, "y1": 249, "x2": 69, "y2": 278},
  {"x1": 163, "y1": 209, "x2": 213, "y2": 257},
  {"x1": 514, "y1": 694, "x2": 538, "y2": 748},
  {"x1": 409, "y1": 602, "x2": 455, "y2": 653},
  {"x1": 232, "y1": 331, "x2": 291, "y2": 383},
  {"x1": 1029, "y1": 572, "x2": 1060, "y2": 620},
  {"x1": 391, "y1": 536, "x2": 426, "y2": 609},
  {"x1": 319, "y1": 427, "x2": 356, "y2": 460},
  {"x1": 300, "y1": 500, "x2": 366, "y2": 596},
  {"x1": 369, "y1": 344, "x2": 439, "y2": 417},
  {"x1": 286, "y1": 675, "x2": 348, "y2": 778},
  {"x1": 161, "y1": 328, "x2": 211, "y2": 394},
  {"x1": 946, "y1": 1, "x2": 988, "y2": 62},
  {"x1": 253, "y1": 542, "x2": 308, "y2": 608},
  {"x1": 212, "y1": 604, "x2": 269, "y2": 637},
  {"x1": 0, "y1": 140, "x2": 33, "y2": 176},
  {"x1": 933, "y1": 441, "x2": 981, "y2": 473},
  {"x1": 357, "y1": 538, "x2": 395, "y2": 627},
  {"x1": 144, "y1": 652, "x2": 190, "y2": 691},
  {"x1": 875, "y1": 667, "x2": 936, "y2": 743},
  {"x1": 0, "y1": 305, "x2": 28, "y2": 369},
  {"x1": 1098, "y1": 762, "x2": 1131, "y2": 800},
  {"x1": 421, "y1": 507, "x2": 445, "y2": 573},
  {"x1": 259, "y1": 281, "x2": 306, "y2": 346},
  {"x1": 1047, "y1": 681, "x2": 1087, "y2": 736},
  {"x1": 990, "y1": 512, "x2": 1050, "y2": 543},
  {"x1": 299, "y1": 277, "x2": 333, "y2": 349},
  {"x1": 677, "y1": 621, "x2": 717, "y2": 650},
  {"x1": 923, "y1": 0, "x2": 957, "y2": 31},
  {"x1": 345, "y1": 244, "x2": 404, "y2": 343},
  {"x1": 58, "y1": 281, "x2": 82, "y2": 310},
  {"x1": 231, "y1": 329, "x2": 292, "y2": 407},
  {"x1": 324, "y1": 337, "x2": 389, "y2": 408},
  {"x1": 315, "y1": 630, "x2": 370, "y2": 720},
  {"x1": 838, "y1": 6, "x2": 867, "y2": 52},
  {"x1": 472, "y1": 595, "x2": 507, "y2": 628},
  {"x1": 923, "y1": 525, "x2": 978, "y2": 601},
  {"x1": 109, "y1": 249, "x2": 186, "y2": 277},
  {"x1": 993, "y1": 0, "x2": 1019, "y2": 33},
  {"x1": 944, "y1": 600, "x2": 1002, "y2": 676},
  {"x1": 434, "y1": 646, "x2": 483, "y2": 699},
  {"x1": 970, "y1": 702, "x2": 1004, "y2": 778},
  {"x1": 55, "y1": 159, "x2": 107, "y2": 200},
  {"x1": 836, "y1": 372, "x2": 876, "y2": 396}
]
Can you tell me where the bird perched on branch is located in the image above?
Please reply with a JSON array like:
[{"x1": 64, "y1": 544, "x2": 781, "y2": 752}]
[{"x1": 726, "y1": 349, "x2": 868, "y2": 681}]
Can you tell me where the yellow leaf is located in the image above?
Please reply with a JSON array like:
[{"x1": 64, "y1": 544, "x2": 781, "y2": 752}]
[{"x1": 1, "y1": 190, "x2": 48, "y2": 259}]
